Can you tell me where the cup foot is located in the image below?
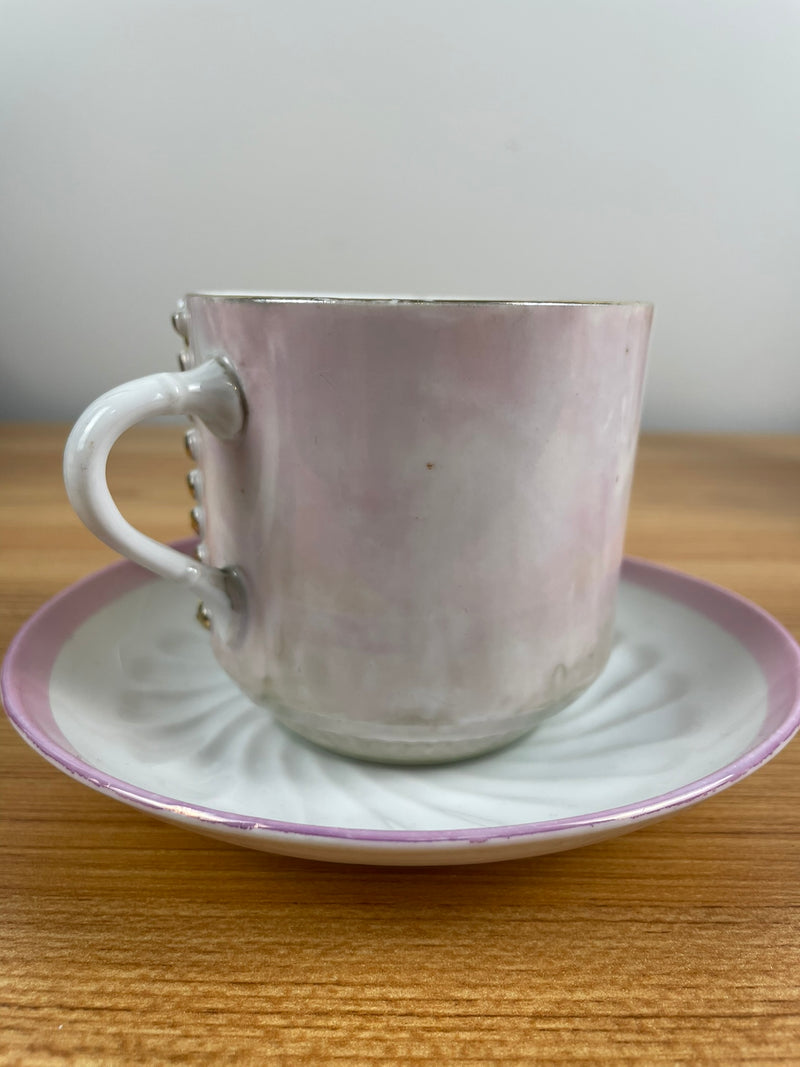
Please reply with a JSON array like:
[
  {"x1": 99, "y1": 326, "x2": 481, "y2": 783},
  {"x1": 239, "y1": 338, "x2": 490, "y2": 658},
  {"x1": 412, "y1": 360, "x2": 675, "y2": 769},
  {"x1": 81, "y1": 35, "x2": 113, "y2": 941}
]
[
  {"x1": 282, "y1": 722, "x2": 538, "y2": 765},
  {"x1": 270, "y1": 687, "x2": 589, "y2": 766}
]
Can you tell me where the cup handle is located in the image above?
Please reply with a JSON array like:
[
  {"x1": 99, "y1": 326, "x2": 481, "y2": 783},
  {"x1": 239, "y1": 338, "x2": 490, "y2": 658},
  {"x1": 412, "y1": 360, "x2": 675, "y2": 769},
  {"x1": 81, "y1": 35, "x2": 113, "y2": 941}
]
[{"x1": 64, "y1": 358, "x2": 247, "y2": 625}]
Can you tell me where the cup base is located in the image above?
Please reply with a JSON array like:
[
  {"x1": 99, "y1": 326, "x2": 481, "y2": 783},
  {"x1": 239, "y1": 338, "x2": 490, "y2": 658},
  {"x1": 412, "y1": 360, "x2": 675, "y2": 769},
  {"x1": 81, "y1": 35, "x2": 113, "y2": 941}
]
[
  {"x1": 270, "y1": 681, "x2": 593, "y2": 766},
  {"x1": 230, "y1": 621, "x2": 615, "y2": 766}
]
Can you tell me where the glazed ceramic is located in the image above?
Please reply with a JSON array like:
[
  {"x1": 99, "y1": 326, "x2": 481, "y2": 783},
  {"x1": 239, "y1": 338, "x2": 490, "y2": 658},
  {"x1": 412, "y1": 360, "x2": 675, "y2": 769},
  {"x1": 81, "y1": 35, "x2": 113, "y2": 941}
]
[
  {"x1": 64, "y1": 295, "x2": 652, "y2": 762},
  {"x1": 3, "y1": 546, "x2": 799, "y2": 865}
]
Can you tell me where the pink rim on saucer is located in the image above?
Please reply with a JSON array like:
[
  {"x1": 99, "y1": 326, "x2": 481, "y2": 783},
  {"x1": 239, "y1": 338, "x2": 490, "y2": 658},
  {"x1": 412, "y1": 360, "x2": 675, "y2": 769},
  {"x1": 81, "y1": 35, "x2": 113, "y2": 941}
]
[{"x1": 2, "y1": 541, "x2": 800, "y2": 860}]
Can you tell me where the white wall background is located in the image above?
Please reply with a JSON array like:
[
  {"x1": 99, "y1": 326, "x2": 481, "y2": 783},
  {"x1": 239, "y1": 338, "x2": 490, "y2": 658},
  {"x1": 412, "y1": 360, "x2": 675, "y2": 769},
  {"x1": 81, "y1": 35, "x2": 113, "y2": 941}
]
[{"x1": 1, "y1": 0, "x2": 798, "y2": 429}]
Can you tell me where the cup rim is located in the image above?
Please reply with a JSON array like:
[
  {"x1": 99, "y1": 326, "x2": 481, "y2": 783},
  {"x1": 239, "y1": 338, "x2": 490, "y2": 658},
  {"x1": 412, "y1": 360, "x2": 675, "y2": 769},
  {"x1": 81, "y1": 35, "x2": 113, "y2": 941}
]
[{"x1": 185, "y1": 291, "x2": 653, "y2": 308}]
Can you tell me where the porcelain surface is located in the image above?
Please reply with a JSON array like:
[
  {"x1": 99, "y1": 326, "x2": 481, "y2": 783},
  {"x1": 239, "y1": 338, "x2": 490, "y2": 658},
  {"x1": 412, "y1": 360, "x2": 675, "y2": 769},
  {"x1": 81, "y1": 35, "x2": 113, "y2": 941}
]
[{"x1": 2, "y1": 548, "x2": 799, "y2": 866}]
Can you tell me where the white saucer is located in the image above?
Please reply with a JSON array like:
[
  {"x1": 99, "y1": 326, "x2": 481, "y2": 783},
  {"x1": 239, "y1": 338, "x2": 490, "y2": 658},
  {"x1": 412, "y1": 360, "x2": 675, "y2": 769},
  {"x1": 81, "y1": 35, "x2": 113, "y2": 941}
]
[{"x1": 3, "y1": 543, "x2": 799, "y2": 866}]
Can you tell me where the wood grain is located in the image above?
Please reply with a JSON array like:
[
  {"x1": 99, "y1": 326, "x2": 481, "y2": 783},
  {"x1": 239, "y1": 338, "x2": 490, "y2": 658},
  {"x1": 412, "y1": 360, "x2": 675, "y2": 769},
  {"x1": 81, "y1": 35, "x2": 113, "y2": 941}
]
[{"x1": 1, "y1": 426, "x2": 799, "y2": 1065}]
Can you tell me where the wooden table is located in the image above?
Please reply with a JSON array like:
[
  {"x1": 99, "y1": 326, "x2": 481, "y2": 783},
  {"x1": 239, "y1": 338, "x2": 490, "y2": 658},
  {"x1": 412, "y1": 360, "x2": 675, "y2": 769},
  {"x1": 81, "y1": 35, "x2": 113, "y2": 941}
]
[{"x1": 2, "y1": 426, "x2": 799, "y2": 1064}]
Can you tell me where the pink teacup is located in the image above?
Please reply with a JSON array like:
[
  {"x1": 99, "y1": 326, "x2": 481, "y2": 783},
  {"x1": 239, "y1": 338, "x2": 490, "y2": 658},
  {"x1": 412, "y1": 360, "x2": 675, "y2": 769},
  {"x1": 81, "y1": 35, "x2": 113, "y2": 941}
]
[{"x1": 64, "y1": 294, "x2": 652, "y2": 763}]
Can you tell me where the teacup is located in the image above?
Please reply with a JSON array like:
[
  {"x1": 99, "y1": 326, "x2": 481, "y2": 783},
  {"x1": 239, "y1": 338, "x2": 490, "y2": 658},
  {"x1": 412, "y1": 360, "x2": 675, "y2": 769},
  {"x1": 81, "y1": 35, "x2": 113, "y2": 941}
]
[{"x1": 64, "y1": 294, "x2": 652, "y2": 763}]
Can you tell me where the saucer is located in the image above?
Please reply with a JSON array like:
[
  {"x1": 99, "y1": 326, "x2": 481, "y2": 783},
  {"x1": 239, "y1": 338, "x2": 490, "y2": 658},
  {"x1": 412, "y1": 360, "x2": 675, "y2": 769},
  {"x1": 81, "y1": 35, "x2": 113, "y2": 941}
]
[{"x1": 3, "y1": 543, "x2": 800, "y2": 866}]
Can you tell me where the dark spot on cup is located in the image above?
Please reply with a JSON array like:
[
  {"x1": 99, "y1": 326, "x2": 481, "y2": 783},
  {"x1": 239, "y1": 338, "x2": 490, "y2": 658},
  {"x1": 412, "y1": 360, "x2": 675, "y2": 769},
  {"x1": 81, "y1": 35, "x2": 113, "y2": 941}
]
[{"x1": 426, "y1": 462, "x2": 435, "y2": 470}]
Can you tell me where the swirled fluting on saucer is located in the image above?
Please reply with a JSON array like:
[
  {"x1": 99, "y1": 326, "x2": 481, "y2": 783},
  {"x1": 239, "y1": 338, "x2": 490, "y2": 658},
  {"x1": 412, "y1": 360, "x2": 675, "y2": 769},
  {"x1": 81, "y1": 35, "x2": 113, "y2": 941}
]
[
  {"x1": 4, "y1": 551, "x2": 800, "y2": 863},
  {"x1": 47, "y1": 575, "x2": 766, "y2": 832}
]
